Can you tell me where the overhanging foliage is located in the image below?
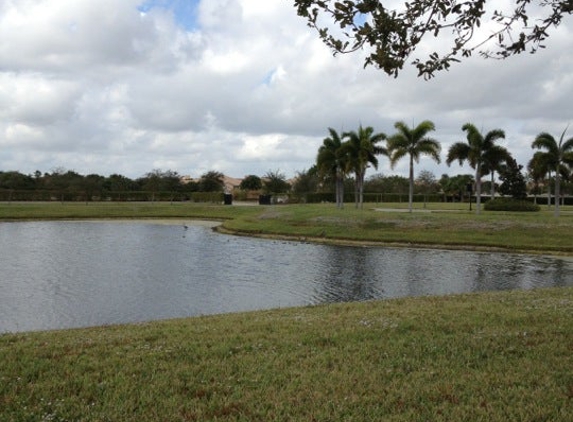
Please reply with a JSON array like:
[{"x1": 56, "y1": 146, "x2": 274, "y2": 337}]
[{"x1": 293, "y1": 0, "x2": 573, "y2": 78}]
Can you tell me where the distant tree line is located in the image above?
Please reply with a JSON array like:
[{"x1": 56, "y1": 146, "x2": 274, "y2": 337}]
[
  {"x1": 0, "y1": 168, "x2": 295, "y2": 203},
  {"x1": 2, "y1": 125, "x2": 572, "y2": 214},
  {"x1": 0, "y1": 169, "x2": 220, "y2": 203}
]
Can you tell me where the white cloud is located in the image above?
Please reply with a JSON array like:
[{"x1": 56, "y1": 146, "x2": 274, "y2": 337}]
[
  {"x1": 5, "y1": 123, "x2": 44, "y2": 146},
  {"x1": 0, "y1": 0, "x2": 571, "y2": 181},
  {"x1": 0, "y1": 73, "x2": 79, "y2": 125}
]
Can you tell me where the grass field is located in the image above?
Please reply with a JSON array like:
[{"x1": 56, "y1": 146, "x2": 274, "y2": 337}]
[
  {"x1": 1, "y1": 288, "x2": 572, "y2": 421},
  {"x1": 1, "y1": 201, "x2": 572, "y2": 420},
  {"x1": 221, "y1": 202, "x2": 573, "y2": 255}
]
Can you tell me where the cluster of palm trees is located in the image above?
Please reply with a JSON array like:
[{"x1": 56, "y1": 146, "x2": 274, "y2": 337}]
[
  {"x1": 529, "y1": 128, "x2": 573, "y2": 216},
  {"x1": 316, "y1": 121, "x2": 573, "y2": 216}
]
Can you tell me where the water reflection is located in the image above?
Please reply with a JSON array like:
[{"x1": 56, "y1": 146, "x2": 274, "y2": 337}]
[
  {"x1": 314, "y1": 247, "x2": 383, "y2": 303},
  {"x1": 0, "y1": 221, "x2": 571, "y2": 333}
]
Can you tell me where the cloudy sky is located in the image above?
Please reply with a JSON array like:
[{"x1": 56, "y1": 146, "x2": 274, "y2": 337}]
[{"x1": 0, "y1": 0, "x2": 571, "y2": 180}]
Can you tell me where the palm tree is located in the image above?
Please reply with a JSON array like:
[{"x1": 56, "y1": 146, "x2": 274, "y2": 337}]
[
  {"x1": 482, "y1": 145, "x2": 512, "y2": 199},
  {"x1": 340, "y1": 125, "x2": 387, "y2": 209},
  {"x1": 263, "y1": 170, "x2": 291, "y2": 194},
  {"x1": 316, "y1": 128, "x2": 346, "y2": 209},
  {"x1": 387, "y1": 120, "x2": 441, "y2": 213},
  {"x1": 528, "y1": 151, "x2": 553, "y2": 207},
  {"x1": 446, "y1": 123, "x2": 505, "y2": 215},
  {"x1": 531, "y1": 127, "x2": 573, "y2": 217}
]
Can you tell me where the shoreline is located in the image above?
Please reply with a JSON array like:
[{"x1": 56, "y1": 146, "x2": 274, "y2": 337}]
[
  {"x1": 0, "y1": 217, "x2": 222, "y2": 228},
  {"x1": 214, "y1": 225, "x2": 573, "y2": 258},
  {"x1": 62, "y1": 218, "x2": 222, "y2": 228},
  {"x1": 4, "y1": 216, "x2": 572, "y2": 258}
]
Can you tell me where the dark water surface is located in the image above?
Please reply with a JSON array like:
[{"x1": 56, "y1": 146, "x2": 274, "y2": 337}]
[{"x1": 1, "y1": 221, "x2": 572, "y2": 333}]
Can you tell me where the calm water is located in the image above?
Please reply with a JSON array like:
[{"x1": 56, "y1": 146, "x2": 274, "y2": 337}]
[{"x1": 1, "y1": 221, "x2": 572, "y2": 333}]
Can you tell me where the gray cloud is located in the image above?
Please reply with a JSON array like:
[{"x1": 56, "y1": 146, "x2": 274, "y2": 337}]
[{"x1": 0, "y1": 0, "x2": 571, "y2": 181}]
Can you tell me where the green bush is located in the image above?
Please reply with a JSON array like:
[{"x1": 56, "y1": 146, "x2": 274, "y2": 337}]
[{"x1": 484, "y1": 198, "x2": 540, "y2": 212}]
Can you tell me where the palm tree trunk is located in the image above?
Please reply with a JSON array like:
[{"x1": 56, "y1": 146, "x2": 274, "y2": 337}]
[
  {"x1": 358, "y1": 173, "x2": 364, "y2": 209},
  {"x1": 547, "y1": 172, "x2": 551, "y2": 209},
  {"x1": 475, "y1": 165, "x2": 481, "y2": 215},
  {"x1": 336, "y1": 175, "x2": 344, "y2": 209},
  {"x1": 490, "y1": 172, "x2": 495, "y2": 199},
  {"x1": 554, "y1": 171, "x2": 561, "y2": 217},
  {"x1": 353, "y1": 170, "x2": 365, "y2": 209},
  {"x1": 354, "y1": 176, "x2": 359, "y2": 209},
  {"x1": 408, "y1": 156, "x2": 414, "y2": 213}
]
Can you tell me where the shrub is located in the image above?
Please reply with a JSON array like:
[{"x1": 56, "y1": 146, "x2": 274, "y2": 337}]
[{"x1": 484, "y1": 198, "x2": 540, "y2": 212}]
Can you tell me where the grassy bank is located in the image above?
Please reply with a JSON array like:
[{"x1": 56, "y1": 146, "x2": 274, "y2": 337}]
[
  {"x1": 1, "y1": 201, "x2": 572, "y2": 255},
  {"x1": 1, "y1": 288, "x2": 572, "y2": 421},
  {"x1": 221, "y1": 203, "x2": 573, "y2": 255}
]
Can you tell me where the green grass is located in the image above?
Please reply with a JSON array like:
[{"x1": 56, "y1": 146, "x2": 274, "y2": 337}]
[
  {"x1": 221, "y1": 203, "x2": 573, "y2": 255},
  {"x1": 0, "y1": 201, "x2": 245, "y2": 221},
  {"x1": 1, "y1": 288, "x2": 572, "y2": 421}
]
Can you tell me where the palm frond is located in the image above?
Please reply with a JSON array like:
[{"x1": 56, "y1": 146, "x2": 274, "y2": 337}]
[
  {"x1": 411, "y1": 120, "x2": 436, "y2": 140},
  {"x1": 483, "y1": 129, "x2": 506, "y2": 149},
  {"x1": 446, "y1": 142, "x2": 471, "y2": 167},
  {"x1": 387, "y1": 134, "x2": 410, "y2": 151},
  {"x1": 369, "y1": 155, "x2": 379, "y2": 170},
  {"x1": 532, "y1": 132, "x2": 559, "y2": 155},
  {"x1": 461, "y1": 123, "x2": 485, "y2": 150},
  {"x1": 415, "y1": 138, "x2": 442, "y2": 163},
  {"x1": 393, "y1": 121, "x2": 411, "y2": 138},
  {"x1": 561, "y1": 136, "x2": 573, "y2": 153},
  {"x1": 389, "y1": 148, "x2": 408, "y2": 169}
]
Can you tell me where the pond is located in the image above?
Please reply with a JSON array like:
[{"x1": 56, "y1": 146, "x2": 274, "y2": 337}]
[{"x1": 1, "y1": 221, "x2": 572, "y2": 333}]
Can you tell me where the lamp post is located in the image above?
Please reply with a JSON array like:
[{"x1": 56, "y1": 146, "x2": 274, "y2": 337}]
[{"x1": 467, "y1": 183, "x2": 473, "y2": 212}]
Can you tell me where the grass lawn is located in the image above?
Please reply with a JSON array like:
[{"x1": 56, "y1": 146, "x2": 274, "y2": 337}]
[
  {"x1": 1, "y1": 201, "x2": 572, "y2": 420},
  {"x1": 220, "y1": 202, "x2": 573, "y2": 255},
  {"x1": 1, "y1": 288, "x2": 572, "y2": 421}
]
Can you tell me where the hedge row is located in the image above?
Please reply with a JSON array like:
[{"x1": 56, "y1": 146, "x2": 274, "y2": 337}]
[
  {"x1": 0, "y1": 190, "x2": 225, "y2": 203},
  {"x1": 484, "y1": 198, "x2": 541, "y2": 212}
]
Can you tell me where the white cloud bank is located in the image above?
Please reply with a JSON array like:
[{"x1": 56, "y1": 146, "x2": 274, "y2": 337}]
[{"x1": 0, "y1": 0, "x2": 571, "y2": 180}]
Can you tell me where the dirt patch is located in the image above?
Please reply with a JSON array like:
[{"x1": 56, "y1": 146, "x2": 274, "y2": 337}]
[
  {"x1": 70, "y1": 219, "x2": 221, "y2": 227},
  {"x1": 310, "y1": 216, "x2": 358, "y2": 225},
  {"x1": 258, "y1": 211, "x2": 293, "y2": 220}
]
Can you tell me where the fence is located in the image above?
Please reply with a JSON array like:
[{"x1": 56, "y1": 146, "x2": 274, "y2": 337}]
[
  {"x1": 2, "y1": 189, "x2": 572, "y2": 206},
  {"x1": 0, "y1": 189, "x2": 225, "y2": 203}
]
